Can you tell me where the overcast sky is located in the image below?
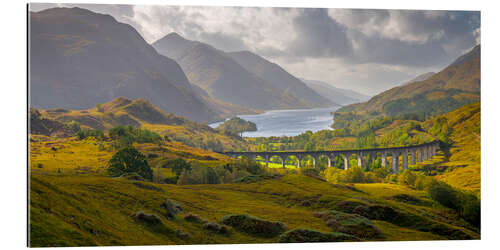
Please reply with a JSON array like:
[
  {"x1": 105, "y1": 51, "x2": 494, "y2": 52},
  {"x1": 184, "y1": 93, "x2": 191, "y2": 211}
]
[{"x1": 30, "y1": 3, "x2": 480, "y2": 96}]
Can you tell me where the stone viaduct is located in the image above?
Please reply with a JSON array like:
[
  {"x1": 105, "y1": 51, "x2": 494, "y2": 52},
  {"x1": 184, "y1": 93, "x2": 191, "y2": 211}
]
[{"x1": 219, "y1": 140, "x2": 440, "y2": 174}]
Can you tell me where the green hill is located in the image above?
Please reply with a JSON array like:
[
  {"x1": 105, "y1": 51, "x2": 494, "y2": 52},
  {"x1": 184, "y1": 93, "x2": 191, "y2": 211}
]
[
  {"x1": 29, "y1": 173, "x2": 478, "y2": 247},
  {"x1": 334, "y1": 45, "x2": 480, "y2": 128},
  {"x1": 425, "y1": 102, "x2": 481, "y2": 194},
  {"x1": 33, "y1": 97, "x2": 248, "y2": 151}
]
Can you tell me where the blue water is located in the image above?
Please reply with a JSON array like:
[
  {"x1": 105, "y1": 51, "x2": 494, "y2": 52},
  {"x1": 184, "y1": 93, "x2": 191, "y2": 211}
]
[{"x1": 209, "y1": 106, "x2": 339, "y2": 137}]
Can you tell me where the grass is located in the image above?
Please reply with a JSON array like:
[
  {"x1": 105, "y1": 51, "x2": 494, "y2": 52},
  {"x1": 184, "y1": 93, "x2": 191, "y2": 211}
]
[
  {"x1": 29, "y1": 172, "x2": 479, "y2": 246},
  {"x1": 28, "y1": 100, "x2": 481, "y2": 246}
]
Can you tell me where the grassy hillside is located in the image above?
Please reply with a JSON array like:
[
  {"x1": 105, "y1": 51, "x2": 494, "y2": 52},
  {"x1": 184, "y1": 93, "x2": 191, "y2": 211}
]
[
  {"x1": 333, "y1": 45, "x2": 480, "y2": 128},
  {"x1": 35, "y1": 97, "x2": 248, "y2": 151},
  {"x1": 29, "y1": 102, "x2": 481, "y2": 247},
  {"x1": 29, "y1": 172, "x2": 478, "y2": 247},
  {"x1": 424, "y1": 102, "x2": 481, "y2": 194}
]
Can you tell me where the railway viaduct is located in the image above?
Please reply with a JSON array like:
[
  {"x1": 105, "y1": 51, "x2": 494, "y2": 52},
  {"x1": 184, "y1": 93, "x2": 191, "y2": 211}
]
[{"x1": 219, "y1": 140, "x2": 440, "y2": 173}]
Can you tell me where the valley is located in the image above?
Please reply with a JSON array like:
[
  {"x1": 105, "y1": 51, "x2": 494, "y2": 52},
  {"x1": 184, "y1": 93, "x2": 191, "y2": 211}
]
[{"x1": 28, "y1": 6, "x2": 481, "y2": 247}]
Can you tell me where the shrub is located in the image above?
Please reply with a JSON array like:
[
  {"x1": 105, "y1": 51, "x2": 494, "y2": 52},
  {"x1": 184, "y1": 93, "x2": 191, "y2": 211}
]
[
  {"x1": 221, "y1": 214, "x2": 286, "y2": 238},
  {"x1": 184, "y1": 213, "x2": 203, "y2": 223},
  {"x1": 390, "y1": 194, "x2": 423, "y2": 205},
  {"x1": 77, "y1": 129, "x2": 105, "y2": 140},
  {"x1": 459, "y1": 192, "x2": 480, "y2": 228},
  {"x1": 325, "y1": 166, "x2": 380, "y2": 184},
  {"x1": 169, "y1": 158, "x2": 191, "y2": 176},
  {"x1": 203, "y1": 222, "x2": 230, "y2": 235},
  {"x1": 278, "y1": 228, "x2": 359, "y2": 243},
  {"x1": 428, "y1": 181, "x2": 460, "y2": 210},
  {"x1": 109, "y1": 125, "x2": 163, "y2": 146},
  {"x1": 133, "y1": 211, "x2": 162, "y2": 225},
  {"x1": 177, "y1": 164, "x2": 220, "y2": 185},
  {"x1": 107, "y1": 146, "x2": 153, "y2": 180},
  {"x1": 428, "y1": 181, "x2": 480, "y2": 228},
  {"x1": 313, "y1": 210, "x2": 381, "y2": 239},
  {"x1": 398, "y1": 170, "x2": 417, "y2": 187}
]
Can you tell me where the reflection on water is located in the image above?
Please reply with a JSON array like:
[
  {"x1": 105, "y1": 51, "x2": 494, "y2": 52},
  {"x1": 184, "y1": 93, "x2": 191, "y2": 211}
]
[{"x1": 209, "y1": 106, "x2": 339, "y2": 137}]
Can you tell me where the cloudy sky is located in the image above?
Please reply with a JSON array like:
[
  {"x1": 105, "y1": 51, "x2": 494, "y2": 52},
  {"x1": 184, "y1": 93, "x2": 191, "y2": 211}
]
[{"x1": 30, "y1": 3, "x2": 480, "y2": 96}]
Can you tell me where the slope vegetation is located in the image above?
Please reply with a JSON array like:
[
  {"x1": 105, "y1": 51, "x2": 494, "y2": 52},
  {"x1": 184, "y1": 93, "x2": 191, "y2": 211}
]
[
  {"x1": 34, "y1": 97, "x2": 248, "y2": 151},
  {"x1": 334, "y1": 45, "x2": 480, "y2": 128}
]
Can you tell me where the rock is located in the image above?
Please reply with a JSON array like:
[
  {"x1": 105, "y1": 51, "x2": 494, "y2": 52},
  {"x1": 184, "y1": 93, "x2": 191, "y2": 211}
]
[{"x1": 161, "y1": 199, "x2": 182, "y2": 219}]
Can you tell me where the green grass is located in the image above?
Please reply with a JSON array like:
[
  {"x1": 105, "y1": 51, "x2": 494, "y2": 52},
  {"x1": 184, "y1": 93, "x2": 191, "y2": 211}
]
[{"x1": 29, "y1": 172, "x2": 479, "y2": 246}]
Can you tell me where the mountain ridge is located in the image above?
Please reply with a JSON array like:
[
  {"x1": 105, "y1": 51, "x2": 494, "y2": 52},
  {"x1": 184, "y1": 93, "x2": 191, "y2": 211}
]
[
  {"x1": 301, "y1": 78, "x2": 370, "y2": 105},
  {"x1": 152, "y1": 32, "x2": 332, "y2": 111},
  {"x1": 333, "y1": 45, "x2": 480, "y2": 128},
  {"x1": 30, "y1": 7, "x2": 218, "y2": 123}
]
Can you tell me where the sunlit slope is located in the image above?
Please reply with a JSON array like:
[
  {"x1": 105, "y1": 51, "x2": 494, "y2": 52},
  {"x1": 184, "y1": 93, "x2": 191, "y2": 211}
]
[
  {"x1": 35, "y1": 97, "x2": 248, "y2": 151},
  {"x1": 432, "y1": 102, "x2": 480, "y2": 193},
  {"x1": 334, "y1": 45, "x2": 480, "y2": 127},
  {"x1": 29, "y1": 174, "x2": 478, "y2": 247}
]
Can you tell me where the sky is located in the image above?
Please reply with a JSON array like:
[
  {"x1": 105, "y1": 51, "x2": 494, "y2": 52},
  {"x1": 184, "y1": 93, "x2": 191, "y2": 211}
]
[{"x1": 29, "y1": 3, "x2": 480, "y2": 96}]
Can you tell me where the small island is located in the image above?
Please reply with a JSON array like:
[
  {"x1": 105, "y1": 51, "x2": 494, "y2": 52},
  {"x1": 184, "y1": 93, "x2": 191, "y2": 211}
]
[{"x1": 216, "y1": 117, "x2": 257, "y2": 137}]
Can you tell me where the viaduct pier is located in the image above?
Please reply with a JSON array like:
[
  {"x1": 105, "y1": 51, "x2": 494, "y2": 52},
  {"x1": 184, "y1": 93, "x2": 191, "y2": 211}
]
[{"x1": 219, "y1": 140, "x2": 440, "y2": 173}]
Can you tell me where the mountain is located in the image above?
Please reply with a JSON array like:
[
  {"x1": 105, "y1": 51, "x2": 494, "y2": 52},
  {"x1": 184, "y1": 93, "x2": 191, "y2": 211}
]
[
  {"x1": 302, "y1": 79, "x2": 370, "y2": 105},
  {"x1": 404, "y1": 72, "x2": 435, "y2": 85},
  {"x1": 226, "y1": 51, "x2": 332, "y2": 107},
  {"x1": 152, "y1": 33, "x2": 332, "y2": 110},
  {"x1": 334, "y1": 45, "x2": 480, "y2": 127},
  {"x1": 29, "y1": 7, "x2": 218, "y2": 123}
]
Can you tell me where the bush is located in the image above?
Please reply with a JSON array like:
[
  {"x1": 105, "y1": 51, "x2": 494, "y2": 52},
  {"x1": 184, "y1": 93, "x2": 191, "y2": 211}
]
[
  {"x1": 428, "y1": 181, "x2": 460, "y2": 210},
  {"x1": 221, "y1": 214, "x2": 286, "y2": 238},
  {"x1": 177, "y1": 164, "x2": 220, "y2": 185},
  {"x1": 203, "y1": 222, "x2": 230, "y2": 235},
  {"x1": 325, "y1": 166, "x2": 380, "y2": 184},
  {"x1": 77, "y1": 129, "x2": 105, "y2": 140},
  {"x1": 107, "y1": 146, "x2": 153, "y2": 180},
  {"x1": 278, "y1": 228, "x2": 359, "y2": 243},
  {"x1": 133, "y1": 211, "x2": 162, "y2": 225},
  {"x1": 313, "y1": 210, "x2": 381, "y2": 239},
  {"x1": 398, "y1": 170, "x2": 417, "y2": 187},
  {"x1": 169, "y1": 158, "x2": 191, "y2": 176},
  {"x1": 184, "y1": 213, "x2": 203, "y2": 223},
  {"x1": 109, "y1": 125, "x2": 163, "y2": 146},
  {"x1": 428, "y1": 181, "x2": 480, "y2": 227}
]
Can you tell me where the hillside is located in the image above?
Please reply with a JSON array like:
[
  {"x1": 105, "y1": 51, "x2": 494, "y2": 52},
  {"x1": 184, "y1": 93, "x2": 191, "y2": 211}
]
[
  {"x1": 152, "y1": 33, "x2": 331, "y2": 110},
  {"x1": 33, "y1": 97, "x2": 248, "y2": 151},
  {"x1": 227, "y1": 51, "x2": 332, "y2": 107},
  {"x1": 425, "y1": 102, "x2": 481, "y2": 194},
  {"x1": 404, "y1": 72, "x2": 435, "y2": 85},
  {"x1": 334, "y1": 45, "x2": 480, "y2": 128},
  {"x1": 29, "y1": 171, "x2": 478, "y2": 246},
  {"x1": 302, "y1": 79, "x2": 370, "y2": 105},
  {"x1": 29, "y1": 7, "x2": 218, "y2": 123}
]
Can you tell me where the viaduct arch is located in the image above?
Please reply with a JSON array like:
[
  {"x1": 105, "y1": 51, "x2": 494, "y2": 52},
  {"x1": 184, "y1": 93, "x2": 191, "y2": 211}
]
[{"x1": 219, "y1": 140, "x2": 440, "y2": 174}]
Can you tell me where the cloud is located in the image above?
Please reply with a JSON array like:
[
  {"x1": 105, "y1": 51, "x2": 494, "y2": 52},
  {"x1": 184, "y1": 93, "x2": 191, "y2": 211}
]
[
  {"x1": 29, "y1": 3, "x2": 480, "y2": 95},
  {"x1": 287, "y1": 9, "x2": 352, "y2": 57}
]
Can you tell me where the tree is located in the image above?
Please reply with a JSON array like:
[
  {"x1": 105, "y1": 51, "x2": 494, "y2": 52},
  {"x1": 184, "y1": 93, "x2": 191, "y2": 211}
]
[
  {"x1": 170, "y1": 158, "x2": 191, "y2": 176},
  {"x1": 107, "y1": 146, "x2": 153, "y2": 180}
]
